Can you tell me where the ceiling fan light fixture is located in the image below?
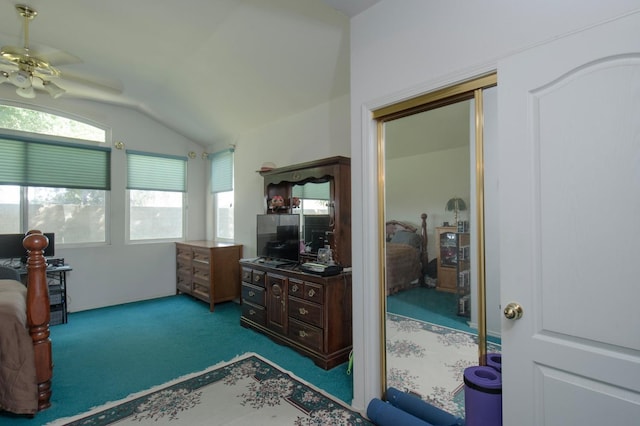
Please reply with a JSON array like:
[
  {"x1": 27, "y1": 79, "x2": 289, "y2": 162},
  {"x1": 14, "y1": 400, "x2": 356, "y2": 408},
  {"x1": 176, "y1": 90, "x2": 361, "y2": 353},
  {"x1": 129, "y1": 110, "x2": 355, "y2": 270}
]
[
  {"x1": 8, "y1": 69, "x2": 32, "y2": 88},
  {"x1": 42, "y1": 80, "x2": 65, "y2": 98},
  {"x1": 16, "y1": 85, "x2": 35, "y2": 99}
]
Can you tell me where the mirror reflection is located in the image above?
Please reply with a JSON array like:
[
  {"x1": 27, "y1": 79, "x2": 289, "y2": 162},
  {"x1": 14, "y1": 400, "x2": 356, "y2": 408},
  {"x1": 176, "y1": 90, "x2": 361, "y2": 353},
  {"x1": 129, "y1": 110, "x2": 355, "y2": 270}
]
[
  {"x1": 382, "y1": 91, "x2": 501, "y2": 418},
  {"x1": 292, "y1": 181, "x2": 332, "y2": 262}
]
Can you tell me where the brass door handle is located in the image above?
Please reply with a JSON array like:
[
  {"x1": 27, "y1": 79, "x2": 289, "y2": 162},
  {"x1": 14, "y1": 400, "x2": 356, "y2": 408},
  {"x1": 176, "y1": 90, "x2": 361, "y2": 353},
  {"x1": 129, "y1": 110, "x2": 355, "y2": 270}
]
[
  {"x1": 503, "y1": 302, "x2": 523, "y2": 320},
  {"x1": 291, "y1": 284, "x2": 299, "y2": 293},
  {"x1": 308, "y1": 289, "x2": 316, "y2": 297},
  {"x1": 299, "y1": 307, "x2": 308, "y2": 315}
]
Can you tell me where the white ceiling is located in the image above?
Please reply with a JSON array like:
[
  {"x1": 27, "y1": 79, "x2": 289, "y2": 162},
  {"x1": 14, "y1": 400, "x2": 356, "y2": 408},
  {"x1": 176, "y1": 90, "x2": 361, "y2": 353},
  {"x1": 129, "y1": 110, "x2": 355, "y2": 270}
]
[{"x1": 0, "y1": 0, "x2": 380, "y2": 146}]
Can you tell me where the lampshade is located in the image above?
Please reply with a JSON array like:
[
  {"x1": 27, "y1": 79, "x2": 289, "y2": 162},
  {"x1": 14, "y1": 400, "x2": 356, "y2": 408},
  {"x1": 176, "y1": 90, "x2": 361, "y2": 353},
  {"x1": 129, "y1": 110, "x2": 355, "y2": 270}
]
[
  {"x1": 445, "y1": 197, "x2": 467, "y2": 225},
  {"x1": 16, "y1": 85, "x2": 36, "y2": 99},
  {"x1": 42, "y1": 80, "x2": 65, "y2": 98},
  {"x1": 445, "y1": 197, "x2": 467, "y2": 212},
  {"x1": 8, "y1": 70, "x2": 31, "y2": 88}
]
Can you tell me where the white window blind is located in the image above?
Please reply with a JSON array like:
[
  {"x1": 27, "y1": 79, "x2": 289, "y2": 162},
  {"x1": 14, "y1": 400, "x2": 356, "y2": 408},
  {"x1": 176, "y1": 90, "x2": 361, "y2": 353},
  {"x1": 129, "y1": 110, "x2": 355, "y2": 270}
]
[
  {"x1": 127, "y1": 150, "x2": 187, "y2": 192},
  {"x1": 210, "y1": 149, "x2": 234, "y2": 193}
]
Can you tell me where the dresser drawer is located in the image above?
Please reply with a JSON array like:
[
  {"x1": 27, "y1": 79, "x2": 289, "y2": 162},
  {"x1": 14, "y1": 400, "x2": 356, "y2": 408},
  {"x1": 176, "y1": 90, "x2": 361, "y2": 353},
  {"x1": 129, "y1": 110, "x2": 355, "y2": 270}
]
[
  {"x1": 242, "y1": 301, "x2": 266, "y2": 326},
  {"x1": 251, "y1": 270, "x2": 265, "y2": 287},
  {"x1": 303, "y1": 282, "x2": 323, "y2": 304},
  {"x1": 192, "y1": 281, "x2": 210, "y2": 300},
  {"x1": 176, "y1": 273, "x2": 192, "y2": 293},
  {"x1": 242, "y1": 283, "x2": 265, "y2": 306},
  {"x1": 176, "y1": 244, "x2": 192, "y2": 260},
  {"x1": 177, "y1": 261, "x2": 191, "y2": 275},
  {"x1": 288, "y1": 279, "x2": 323, "y2": 305},
  {"x1": 289, "y1": 318, "x2": 323, "y2": 352},
  {"x1": 288, "y1": 278, "x2": 304, "y2": 298},
  {"x1": 192, "y1": 262, "x2": 210, "y2": 283},
  {"x1": 288, "y1": 297, "x2": 323, "y2": 328},
  {"x1": 241, "y1": 267, "x2": 253, "y2": 283},
  {"x1": 192, "y1": 247, "x2": 211, "y2": 263}
]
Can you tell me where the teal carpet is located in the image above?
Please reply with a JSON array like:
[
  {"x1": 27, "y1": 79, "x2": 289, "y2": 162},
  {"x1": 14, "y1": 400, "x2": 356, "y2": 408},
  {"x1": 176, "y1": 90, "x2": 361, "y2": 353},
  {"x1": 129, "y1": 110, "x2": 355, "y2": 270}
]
[
  {"x1": 1, "y1": 295, "x2": 353, "y2": 425},
  {"x1": 387, "y1": 287, "x2": 502, "y2": 345},
  {"x1": 387, "y1": 287, "x2": 472, "y2": 332}
]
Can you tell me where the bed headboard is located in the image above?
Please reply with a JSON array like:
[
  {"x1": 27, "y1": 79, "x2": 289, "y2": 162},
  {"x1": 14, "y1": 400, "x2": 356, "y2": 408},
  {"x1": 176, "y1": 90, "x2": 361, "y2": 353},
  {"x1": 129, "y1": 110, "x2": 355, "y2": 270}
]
[{"x1": 385, "y1": 213, "x2": 428, "y2": 272}]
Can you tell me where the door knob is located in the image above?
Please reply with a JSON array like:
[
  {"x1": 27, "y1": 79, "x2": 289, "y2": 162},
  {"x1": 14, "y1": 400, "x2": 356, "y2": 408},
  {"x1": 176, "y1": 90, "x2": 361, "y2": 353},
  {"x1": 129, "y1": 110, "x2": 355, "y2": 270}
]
[{"x1": 503, "y1": 302, "x2": 523, "y2": 320}]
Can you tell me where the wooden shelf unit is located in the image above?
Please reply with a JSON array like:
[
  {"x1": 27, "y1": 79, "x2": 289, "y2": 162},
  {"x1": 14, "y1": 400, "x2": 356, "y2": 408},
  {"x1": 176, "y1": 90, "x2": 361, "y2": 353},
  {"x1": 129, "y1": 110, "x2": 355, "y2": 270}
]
[{"x1": 259, "y1": 156, "x2": 351, "y2": 267}]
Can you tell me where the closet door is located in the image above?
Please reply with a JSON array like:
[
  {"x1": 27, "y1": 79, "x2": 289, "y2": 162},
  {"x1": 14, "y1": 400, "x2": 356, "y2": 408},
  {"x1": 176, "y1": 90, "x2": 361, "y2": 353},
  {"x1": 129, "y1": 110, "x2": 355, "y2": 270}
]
[{"x1": 498, "y1": 11, "x2": 640, "y2": 425}]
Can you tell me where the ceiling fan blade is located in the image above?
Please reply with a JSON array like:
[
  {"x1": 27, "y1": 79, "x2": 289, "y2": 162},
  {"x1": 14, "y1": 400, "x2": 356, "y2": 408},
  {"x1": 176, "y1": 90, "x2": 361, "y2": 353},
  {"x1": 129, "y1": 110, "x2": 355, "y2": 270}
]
[
  {"x1": 56, "y1": 71, "x2": 123, "y2": 96},
  {"x1": 0, "y1": 45, "x2": 27, "y2": 55},
  {"x1": 0, "y1": 57, "x2": 20, "y2": 70},
  {"x1": 27, "y1": 45, "x2": 83, "y2": 67}
]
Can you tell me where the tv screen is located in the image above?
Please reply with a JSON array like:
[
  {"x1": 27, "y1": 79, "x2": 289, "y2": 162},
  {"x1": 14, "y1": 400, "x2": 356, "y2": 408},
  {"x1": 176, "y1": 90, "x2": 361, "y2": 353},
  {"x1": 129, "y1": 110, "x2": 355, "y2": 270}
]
[
  {"x1": 303, "y1": 215, "x2": 331, "y2": 253},
  {"x1": 0, "y1": 233, "x2": 55, "y2": 260},
  {"x1": 257, "y1": 214, "x2": 300, "y2": 262}
]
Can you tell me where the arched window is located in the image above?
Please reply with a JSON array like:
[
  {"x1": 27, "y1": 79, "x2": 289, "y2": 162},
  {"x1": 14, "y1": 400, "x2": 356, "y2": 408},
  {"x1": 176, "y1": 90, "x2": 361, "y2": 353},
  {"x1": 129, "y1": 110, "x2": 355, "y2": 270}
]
[{"x1": 0, "y1": 103, "x2": 110, "y2": 246}]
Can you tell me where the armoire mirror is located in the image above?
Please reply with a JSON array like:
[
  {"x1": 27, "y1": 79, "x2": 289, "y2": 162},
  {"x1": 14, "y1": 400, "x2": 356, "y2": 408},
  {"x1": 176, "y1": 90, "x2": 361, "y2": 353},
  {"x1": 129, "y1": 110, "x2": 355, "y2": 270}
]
[
  {"x1": 376, "y1": 75, "x2": 500, "y2": 418},
  {"x1": 292, "y1": 181, "x2": 332, "y2": 259}
]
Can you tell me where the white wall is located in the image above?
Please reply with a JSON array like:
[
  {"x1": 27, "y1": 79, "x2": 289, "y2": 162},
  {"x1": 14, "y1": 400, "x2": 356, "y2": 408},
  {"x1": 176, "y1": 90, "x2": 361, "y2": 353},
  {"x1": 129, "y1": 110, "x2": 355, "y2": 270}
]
[
  {"x1": 0, "y1": 90, "x2": 207, "y2": 312},
  {"x1": 349, "y1": 0, "x2": 640, "y2": 411},
  {"x1": 385, "y1": 147, "x2": 469, "y2": 258},
  {"x1": 211, "y1": 94, "x2": 350, "y2": 258}
]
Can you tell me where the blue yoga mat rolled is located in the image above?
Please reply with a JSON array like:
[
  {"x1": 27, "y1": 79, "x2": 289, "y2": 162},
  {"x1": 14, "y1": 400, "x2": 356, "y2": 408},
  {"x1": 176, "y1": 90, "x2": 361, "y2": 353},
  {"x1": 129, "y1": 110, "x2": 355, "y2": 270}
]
[
  {"x1": 463, "y1": 366, "x2": 502, "y2": 426},
  {"x1": 485, "y1": 352, "x2": 502, "y2": 372},
  {"x1": 386, "y1": 387, "x2": 464, "y2": 426},
  {"x1": 367, "y1": 398, "x2": 434, "y2": 426}
]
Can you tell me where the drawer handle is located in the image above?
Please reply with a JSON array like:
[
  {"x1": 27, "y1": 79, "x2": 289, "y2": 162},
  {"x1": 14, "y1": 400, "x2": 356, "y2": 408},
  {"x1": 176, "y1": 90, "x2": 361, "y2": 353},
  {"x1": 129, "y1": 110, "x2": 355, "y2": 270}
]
[
  {"x1": 308, "y1": 289, "x2": 316, "y2": 297},
  {"x1": 291, "y1": 284, "x2": 299, "y2": 293},
  {"x1": 254, "y1": 275, "x2": 261, "y2": 282},
  {"x1": 298, "y1": 307, "x2": 308, "y2": 315},
  {"x1": 248, "y1": 291, "x2": 255, "y2": 297},
  {"x1": 299, "y1": 330, "x2": 308, "y2": 338},
  {"x1": 249, "y1": 309, "x2": 256, "y2": 315}
]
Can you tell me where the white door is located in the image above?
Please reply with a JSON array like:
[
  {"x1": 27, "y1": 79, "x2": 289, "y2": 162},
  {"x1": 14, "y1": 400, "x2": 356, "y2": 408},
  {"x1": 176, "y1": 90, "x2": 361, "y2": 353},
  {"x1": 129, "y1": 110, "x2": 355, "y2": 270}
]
[{"x1": 498, "y1": 11, "x2": 640, "y2": 425}]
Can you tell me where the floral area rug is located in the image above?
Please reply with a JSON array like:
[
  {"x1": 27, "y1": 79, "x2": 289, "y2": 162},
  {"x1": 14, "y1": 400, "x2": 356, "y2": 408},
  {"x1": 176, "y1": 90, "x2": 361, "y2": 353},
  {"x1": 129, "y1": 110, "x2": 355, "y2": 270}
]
[
  {"x1": 46, "y1": 353, "x2": 372, "y2": 426},
  {"x1": 386, "y1": 313, "x2": 501, "y2": 418}
]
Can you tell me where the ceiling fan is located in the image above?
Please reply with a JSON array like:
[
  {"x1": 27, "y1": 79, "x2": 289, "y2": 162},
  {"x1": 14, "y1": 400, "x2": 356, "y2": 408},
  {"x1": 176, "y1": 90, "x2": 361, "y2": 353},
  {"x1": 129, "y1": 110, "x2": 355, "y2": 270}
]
[
  {"x1": 0, "y1": 4, "x2": 120, "y2": 100},
  {"x1": 0, "y1": 4, "x2": 69, "y2": 98}
]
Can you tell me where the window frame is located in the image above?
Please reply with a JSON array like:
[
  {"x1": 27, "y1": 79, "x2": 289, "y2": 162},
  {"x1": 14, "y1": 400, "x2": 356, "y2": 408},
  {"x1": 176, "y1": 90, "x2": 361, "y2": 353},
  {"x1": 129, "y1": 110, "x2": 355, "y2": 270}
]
[{"x1": 0, "y1": 102, "x2": 111, "y2": 247}]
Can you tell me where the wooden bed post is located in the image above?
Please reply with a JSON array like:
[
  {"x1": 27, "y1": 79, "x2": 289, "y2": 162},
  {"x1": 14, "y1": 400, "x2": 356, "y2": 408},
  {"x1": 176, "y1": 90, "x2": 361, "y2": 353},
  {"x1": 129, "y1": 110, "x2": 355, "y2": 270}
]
[
  {"x1": 420, "y1": 213, "x2": 429, "y2": 283},
  {"x1": 23, "y1": 230, "x2": 52, "y2": 411}
]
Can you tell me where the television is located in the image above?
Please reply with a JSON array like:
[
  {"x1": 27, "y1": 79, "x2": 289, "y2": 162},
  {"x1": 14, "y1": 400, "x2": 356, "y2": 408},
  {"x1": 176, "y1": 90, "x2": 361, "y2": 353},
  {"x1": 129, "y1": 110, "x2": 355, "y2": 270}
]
[
  {"x1": 257, "y1": 214, "x2": 300, "y2": 262},
  {"x1": 0, "y1": 233, "x2": 55, "y2": 261},
  {"x1": 303, "y1": 215, "x2": 331, "y2": 253}
]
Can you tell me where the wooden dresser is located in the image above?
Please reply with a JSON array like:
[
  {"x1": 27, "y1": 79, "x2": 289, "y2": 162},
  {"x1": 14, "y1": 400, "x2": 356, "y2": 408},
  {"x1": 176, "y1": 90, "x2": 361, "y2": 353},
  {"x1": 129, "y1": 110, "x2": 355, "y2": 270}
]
[
  {"x1": 176, "y1": 241, "x2": 242, "y2": 311},
  {"x1": 240, "y1": 260, "x2": 352, "y2": 370}
]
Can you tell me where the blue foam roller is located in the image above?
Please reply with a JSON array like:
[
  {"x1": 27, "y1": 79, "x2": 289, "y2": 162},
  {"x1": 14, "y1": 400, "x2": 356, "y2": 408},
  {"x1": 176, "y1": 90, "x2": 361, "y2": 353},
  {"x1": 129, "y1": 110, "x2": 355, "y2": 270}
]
[
  {"x1": 367, "y1": 398, "x2": 434, "y2": 426},
  {"x1": 386, "y1": 387, "x2": 464, "y2": 426}
]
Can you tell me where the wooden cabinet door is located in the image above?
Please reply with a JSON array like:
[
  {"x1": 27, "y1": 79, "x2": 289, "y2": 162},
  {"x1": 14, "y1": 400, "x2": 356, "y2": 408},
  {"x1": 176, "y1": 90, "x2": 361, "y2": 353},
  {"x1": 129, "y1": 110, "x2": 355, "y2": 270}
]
[{"x1": 266, "y1": 274, "x2": 287, "y2": 335}]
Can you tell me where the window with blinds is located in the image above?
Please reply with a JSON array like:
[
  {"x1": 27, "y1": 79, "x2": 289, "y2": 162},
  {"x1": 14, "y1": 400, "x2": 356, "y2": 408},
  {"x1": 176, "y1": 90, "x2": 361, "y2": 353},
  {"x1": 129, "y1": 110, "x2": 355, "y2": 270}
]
[
  {"x1": 210, "y1": 149, "x2": 234, "y2": 240},
  {"x1": 0, "y1": 132, "x2": 111, "y2": 244},
  {"x1": 126, "y1": 150, "x2": 186, "y2": 241}
]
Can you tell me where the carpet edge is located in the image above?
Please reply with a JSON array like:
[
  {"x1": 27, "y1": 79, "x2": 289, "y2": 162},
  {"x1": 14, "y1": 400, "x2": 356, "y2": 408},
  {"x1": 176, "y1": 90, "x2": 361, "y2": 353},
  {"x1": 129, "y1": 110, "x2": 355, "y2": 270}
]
[
  {"x1": 43, "y1": 352, "x2": 259, "y2": 426},
  {"x1": 249, "y1": 352, "x2": 366, "y2": 416}
]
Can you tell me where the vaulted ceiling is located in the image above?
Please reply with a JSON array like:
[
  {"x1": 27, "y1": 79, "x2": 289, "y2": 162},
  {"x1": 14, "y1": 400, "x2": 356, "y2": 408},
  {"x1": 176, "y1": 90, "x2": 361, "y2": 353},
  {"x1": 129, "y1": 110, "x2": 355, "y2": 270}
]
[{"x1": 0, "y1": 0, "x2": 379, "y2": 146}]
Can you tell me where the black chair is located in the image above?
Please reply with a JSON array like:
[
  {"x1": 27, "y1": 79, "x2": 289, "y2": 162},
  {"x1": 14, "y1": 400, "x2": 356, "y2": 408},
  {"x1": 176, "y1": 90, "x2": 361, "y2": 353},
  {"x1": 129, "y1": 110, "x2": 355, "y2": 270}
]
[{"x1": 0, "y1": 265, "x2": 21, "y2": 281}]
